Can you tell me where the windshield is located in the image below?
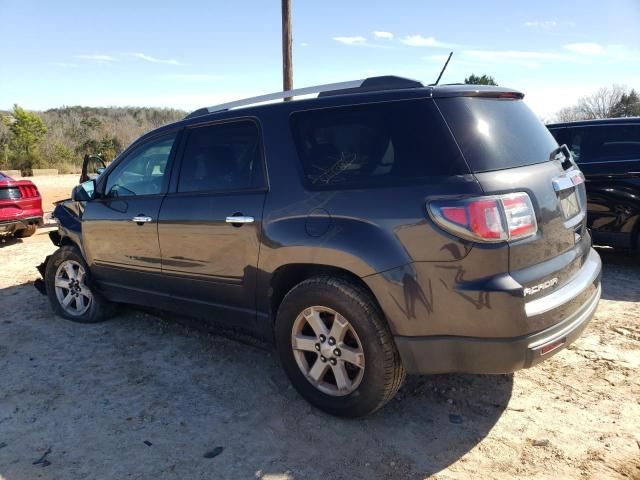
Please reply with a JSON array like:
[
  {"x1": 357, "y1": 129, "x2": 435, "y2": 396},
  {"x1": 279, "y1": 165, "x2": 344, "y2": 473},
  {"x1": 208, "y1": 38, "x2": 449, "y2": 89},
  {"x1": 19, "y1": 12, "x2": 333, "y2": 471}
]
[{"x1": 436, "y1": 97, "x2": 559, "y2": 173}]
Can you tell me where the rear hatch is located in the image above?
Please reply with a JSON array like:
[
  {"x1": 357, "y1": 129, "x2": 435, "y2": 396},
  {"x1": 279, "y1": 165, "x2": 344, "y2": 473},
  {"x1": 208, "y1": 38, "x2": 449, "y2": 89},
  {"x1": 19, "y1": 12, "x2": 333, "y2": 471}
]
[{"x1": 435, "y1": 94, "x2": 590, "y2": 294}]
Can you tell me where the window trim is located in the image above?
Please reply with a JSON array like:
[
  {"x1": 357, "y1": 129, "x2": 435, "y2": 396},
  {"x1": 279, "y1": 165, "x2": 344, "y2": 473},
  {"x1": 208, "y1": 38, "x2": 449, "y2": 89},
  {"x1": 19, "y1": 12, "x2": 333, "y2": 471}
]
[
  {"x1": 96, "y1": 129, "x2": 182, "y2": 199},
  {"x1": 169, "y1": 116, "x2": 269, "y2": 196}
]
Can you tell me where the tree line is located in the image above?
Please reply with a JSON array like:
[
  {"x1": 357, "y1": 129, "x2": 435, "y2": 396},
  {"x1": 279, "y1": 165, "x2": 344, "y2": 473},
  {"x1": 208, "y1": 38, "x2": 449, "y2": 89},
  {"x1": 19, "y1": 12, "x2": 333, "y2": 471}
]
[
  {"x1": 1, "y1": 78, "x2": 637, "y2": 175},
  {"x1": 0, "y1": 105, "x2": 185, "y2": 174},
  {"x1": 553, "y1": 85, "x2": 640, "y2": 122}
]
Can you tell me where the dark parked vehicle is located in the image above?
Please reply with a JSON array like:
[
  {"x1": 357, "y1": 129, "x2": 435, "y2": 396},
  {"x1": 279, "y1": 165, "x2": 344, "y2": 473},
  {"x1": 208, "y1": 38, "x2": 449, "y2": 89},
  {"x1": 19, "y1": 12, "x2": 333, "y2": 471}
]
[
  {"x1": 36, "y1": 77, "x2": 602, "y2": 416},
  {"x1": 0, "y1": 171, "x2": 43, "y2": 238},
  {"x1": 548, "y1": 118, "x2": 640, "y2": 251}
]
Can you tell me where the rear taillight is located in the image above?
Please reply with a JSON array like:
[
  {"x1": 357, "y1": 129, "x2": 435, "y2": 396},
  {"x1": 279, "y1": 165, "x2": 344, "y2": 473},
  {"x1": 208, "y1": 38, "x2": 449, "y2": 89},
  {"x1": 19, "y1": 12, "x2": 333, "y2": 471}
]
[
  {"x1": 17, "y1": 184, "x2": 39, "y2": 198},
  {"x1": 429, "y1": 192, "x2": 537, "y2": 243},
  {"x1": 568, "y1": 170, "x2": 584, "y2": 186}
]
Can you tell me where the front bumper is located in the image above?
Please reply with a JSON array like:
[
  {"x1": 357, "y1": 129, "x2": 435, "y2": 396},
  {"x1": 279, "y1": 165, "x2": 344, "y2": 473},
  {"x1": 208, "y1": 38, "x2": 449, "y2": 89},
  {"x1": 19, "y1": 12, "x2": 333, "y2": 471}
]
[{"x1": 395, "y1": 249, "x2": 602, "y2": 375}]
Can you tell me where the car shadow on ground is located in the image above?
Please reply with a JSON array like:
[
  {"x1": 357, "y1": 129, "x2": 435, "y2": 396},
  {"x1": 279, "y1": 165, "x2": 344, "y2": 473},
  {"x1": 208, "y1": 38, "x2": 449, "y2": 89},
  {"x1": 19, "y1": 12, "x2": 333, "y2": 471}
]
[
  {"x1": 0, "y1": 281, "x2": 513, "y2": 480},
  {"x1": 0, "y1": 236, "x2": 23, "y2": 248},
  {"x1": 596, "y1": 247, "x2": 640, "y2": 302}
]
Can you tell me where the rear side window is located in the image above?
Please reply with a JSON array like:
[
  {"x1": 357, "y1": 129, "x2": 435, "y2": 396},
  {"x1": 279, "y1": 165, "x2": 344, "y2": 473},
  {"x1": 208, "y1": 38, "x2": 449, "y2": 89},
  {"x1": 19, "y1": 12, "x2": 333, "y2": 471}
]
[
  {"x1": 178, "y1": 121, "x2": 264, "y2": 193},
  {"x1": 290, "y1": 99, "x2": 467, "y2": 189},
  {"x1": 437, "y1": 97, "x2": 558, "y2": 172},
  {"x1": 567, "y1": 125, "x2": 640, "y2": 163}
]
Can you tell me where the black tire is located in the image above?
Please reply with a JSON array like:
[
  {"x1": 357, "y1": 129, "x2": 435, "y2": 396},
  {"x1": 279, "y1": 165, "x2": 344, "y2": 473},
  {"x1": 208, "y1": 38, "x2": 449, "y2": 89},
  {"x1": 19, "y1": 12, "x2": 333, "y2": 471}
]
[
  {"x1": 14, "y1": 224, "x2": 37, "y2": 238},
  {"x1": 275, "y1": 275, "x2": 405, "y2": 417},
  {"x1": 44, "y1": 245, "x2": 115, "y2": 323}
]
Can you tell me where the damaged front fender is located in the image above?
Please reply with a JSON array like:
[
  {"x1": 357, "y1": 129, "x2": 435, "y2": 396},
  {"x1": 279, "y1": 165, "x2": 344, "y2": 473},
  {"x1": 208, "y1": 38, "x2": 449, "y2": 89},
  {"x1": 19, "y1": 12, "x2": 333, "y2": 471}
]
[
  {"x1": 34, "y1": 255, "x2": 50, "y2": 296},
  {"x1": 34, "y1": 199, "x2": 84, "y2": 296}
]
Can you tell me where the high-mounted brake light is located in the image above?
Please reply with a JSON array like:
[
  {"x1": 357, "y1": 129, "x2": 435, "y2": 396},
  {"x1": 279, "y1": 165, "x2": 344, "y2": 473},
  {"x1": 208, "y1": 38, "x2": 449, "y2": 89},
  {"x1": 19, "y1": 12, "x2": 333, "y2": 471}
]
[{"x1": 429, "y1": 192, "x2": 537, "y2": 243}]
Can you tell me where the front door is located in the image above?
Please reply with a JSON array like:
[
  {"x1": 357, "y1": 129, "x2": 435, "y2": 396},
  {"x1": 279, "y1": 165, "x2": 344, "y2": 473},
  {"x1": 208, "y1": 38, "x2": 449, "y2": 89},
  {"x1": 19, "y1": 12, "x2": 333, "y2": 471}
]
[
  {"x1": 82, "y1": 132, "x2": 179, "y2": 290},
  {"x1": 157, "y1": 120, "x2": 267, "y2": 328}
]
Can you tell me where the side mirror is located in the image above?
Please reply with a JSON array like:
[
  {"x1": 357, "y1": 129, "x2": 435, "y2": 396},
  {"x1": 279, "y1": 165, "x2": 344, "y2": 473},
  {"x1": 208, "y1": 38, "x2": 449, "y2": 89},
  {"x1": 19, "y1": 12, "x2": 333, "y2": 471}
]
[{"x1": 72, "y1": 179, "x2": 96, "y2": 202}]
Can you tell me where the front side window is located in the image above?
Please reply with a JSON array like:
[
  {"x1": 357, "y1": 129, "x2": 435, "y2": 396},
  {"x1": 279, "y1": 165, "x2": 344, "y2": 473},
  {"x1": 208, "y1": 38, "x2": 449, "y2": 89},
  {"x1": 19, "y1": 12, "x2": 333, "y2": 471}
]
[
  {"x1": 569, "y1": 125, "x2": 640, "y2": 163},
  {"x1": 290, "y1": 99, "x2": 467, "y2": 189},
  {"x1": 105, "y1": 134, "x2": 176, "y2": 197},
  {"x1": 177, "y1": 121, "x2": 263, "y2": 193}
]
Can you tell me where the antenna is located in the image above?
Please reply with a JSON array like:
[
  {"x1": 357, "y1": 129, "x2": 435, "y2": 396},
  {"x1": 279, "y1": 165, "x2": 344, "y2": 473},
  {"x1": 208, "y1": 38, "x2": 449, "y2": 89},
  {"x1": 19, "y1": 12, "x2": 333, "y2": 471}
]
[{"x1": 433, "y1": 52, "x2": 453, "y2": 86}]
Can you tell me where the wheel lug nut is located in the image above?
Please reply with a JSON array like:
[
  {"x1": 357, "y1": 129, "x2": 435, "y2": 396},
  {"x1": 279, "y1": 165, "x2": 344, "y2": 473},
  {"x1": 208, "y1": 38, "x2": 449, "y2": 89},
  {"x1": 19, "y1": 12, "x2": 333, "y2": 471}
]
[
  {"x1": 328, "y1": 337, "x2": 336, "y2": 346},
  {"x1": 319, "y1": 335, "x2": 326, "y2": 343},
  {"x1": 320, "y1": 355, "x2": 327, "y2": 363},
  {"x1": 333, "y1": 349, "x2": 341, "y2": 356},
  {"x1": 315, "y1": 343, "x2": 321, "y2": 351},
  {"x1": 330, "y1": 358, "x2": 337, "y2": 366}
]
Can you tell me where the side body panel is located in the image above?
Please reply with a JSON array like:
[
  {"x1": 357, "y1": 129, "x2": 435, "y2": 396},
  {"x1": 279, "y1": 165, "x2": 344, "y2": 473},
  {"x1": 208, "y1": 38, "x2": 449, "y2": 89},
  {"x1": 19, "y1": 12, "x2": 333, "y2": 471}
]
[{"x1": 254, "y1": 98, "x2": 483, "y2": 329}]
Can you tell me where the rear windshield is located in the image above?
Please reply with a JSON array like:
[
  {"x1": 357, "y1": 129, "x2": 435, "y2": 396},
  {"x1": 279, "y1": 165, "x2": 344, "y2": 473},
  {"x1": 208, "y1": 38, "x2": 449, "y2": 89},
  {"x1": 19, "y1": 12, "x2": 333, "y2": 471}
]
[
  {"x1": 436, "y1": 97, "x2": 559, "y2": 173},
  {"x1": 290, "y1": 99, "x2": 468, "y2": 189}
]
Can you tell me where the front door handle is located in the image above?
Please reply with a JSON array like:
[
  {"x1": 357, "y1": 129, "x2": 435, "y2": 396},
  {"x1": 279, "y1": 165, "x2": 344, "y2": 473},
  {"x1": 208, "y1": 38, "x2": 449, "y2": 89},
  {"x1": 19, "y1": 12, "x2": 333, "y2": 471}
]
[
  {"x1": 225, "y1": 215, "x2": 254, "y2": 224},
  {"x1": 131, "y1": 215, "x2": 152, "y2": 224}
]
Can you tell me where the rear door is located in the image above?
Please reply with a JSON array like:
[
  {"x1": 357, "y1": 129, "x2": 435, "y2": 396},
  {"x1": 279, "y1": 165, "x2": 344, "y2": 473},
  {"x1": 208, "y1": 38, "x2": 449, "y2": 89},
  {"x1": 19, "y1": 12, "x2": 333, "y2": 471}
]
[
  {"x1": 562, "y1": 124, "x2": 640, "y2": 247},
  {"x1": 436, "y1": 97, "x2": 589, "y2": 281},
  {"x1": 82, "y1": 132, "x2": 178, "y2": 290},
  {"x1": 157, "y1": 119, "x2": 267, "y2": 327}
]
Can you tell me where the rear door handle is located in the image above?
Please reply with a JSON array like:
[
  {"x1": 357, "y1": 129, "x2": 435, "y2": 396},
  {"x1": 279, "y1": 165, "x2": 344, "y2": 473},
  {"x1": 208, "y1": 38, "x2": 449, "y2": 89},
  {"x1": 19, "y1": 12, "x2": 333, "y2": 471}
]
[
  {"x1": 225, "y1": 216, "x2": 254, "y2": 224},
  {"x1": 131, "y1": 215, "x2": 152, "y2": 223}
]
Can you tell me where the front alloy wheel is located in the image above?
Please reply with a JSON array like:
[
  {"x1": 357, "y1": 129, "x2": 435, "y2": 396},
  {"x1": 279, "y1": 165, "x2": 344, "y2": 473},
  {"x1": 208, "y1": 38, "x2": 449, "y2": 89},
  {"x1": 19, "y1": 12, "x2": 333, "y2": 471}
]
[
  {"x1": 45, "y1": 245, "x2": 114, "y2": 323},
  {"x1": 54, "y1": 260, "x2": 93, "y2": 316}
]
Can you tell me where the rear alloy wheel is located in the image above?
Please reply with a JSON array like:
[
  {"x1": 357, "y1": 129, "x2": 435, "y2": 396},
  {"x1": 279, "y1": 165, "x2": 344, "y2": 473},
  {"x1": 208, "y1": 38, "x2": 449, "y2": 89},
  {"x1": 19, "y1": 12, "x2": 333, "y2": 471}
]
[
  {"x1": 275, "y1": 276, "x2": 405, "y2": 417},
  {"x1": 45, "y1": 245, "x2": 115, "y2": 323},
  {"x1": 291, "y1": 306, "x2": 365, "y2": 396}
]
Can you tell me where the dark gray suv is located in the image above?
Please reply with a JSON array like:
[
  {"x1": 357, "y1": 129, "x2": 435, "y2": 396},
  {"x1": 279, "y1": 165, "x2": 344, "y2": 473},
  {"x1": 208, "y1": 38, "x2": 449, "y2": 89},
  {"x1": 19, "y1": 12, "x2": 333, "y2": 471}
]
[{"x1": 37, "y1": 76, "x2": 602, "y2": 417}]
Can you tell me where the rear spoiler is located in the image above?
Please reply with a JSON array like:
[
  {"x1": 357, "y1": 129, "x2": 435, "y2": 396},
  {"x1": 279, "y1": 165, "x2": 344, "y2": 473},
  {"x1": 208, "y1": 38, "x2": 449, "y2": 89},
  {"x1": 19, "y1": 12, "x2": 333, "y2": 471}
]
[{"x1": 432, "y1": 85, "x2": 524, "y2": 99}]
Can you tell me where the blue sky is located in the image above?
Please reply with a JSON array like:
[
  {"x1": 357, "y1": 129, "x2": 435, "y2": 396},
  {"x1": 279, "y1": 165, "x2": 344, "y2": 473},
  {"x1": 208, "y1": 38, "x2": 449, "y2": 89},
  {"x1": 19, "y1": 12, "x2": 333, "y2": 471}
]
[{"x1": 1, "y1": 0, "x2": 639, "y2": 119}]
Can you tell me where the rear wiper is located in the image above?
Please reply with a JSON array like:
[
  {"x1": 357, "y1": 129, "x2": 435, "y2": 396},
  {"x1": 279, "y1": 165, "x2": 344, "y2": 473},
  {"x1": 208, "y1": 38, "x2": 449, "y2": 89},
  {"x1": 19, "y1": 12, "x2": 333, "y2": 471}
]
[{"x1": 549, "y1": 144, "x2": 574, "y2": 170}]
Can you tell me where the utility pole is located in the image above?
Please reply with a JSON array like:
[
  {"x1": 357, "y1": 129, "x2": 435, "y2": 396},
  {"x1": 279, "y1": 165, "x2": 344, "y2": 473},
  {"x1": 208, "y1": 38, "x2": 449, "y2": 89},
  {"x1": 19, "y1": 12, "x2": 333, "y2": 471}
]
[{"x1": 282, "y1": 0, "x2": 293, "y2": 96}]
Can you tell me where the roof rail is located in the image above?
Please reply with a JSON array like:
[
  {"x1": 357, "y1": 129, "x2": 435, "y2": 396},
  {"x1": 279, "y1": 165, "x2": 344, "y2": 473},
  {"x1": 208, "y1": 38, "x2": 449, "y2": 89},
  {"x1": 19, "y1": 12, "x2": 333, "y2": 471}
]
[{"x1": 184, "y1": 75, "x2": 424, "y2": 119}]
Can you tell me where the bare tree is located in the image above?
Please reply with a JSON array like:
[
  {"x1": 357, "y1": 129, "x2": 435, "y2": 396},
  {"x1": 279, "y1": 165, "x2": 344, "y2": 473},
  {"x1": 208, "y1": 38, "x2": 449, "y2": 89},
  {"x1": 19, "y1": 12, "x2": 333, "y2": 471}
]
[
  {"x1": 576, "y1": 85, "x2": 626, "y2": 119},
  {"x1": 551, "y1": 84, "x2": 639, "y2": 122},
  {"x1": 553, "y1": 106, "x2": 585, "y2": 123}
]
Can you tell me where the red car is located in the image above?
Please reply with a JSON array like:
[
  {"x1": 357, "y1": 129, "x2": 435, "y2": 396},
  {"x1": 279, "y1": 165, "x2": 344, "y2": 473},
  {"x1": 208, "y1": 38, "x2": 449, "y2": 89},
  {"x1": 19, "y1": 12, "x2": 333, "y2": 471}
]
[{"x1": 0, "y1": 172, "x2": 43, "y2": 238}]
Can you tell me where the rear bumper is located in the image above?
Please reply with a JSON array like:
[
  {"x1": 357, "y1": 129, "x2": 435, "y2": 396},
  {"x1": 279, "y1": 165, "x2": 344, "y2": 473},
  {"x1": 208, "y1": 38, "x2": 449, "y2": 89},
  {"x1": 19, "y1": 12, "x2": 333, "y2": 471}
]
[
  {"x1": 0, "y1": 216, "x2": 43, "y2": 233},
  {"x1": 395, "y1": 250, "x2": 602, "y2": 374}
]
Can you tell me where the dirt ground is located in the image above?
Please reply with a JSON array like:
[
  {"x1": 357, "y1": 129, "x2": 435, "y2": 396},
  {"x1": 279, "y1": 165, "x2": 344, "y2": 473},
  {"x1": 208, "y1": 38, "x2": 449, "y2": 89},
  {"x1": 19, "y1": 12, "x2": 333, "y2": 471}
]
[{"x1": 0, "y1": 177, "x2": 639, "y2": 480}]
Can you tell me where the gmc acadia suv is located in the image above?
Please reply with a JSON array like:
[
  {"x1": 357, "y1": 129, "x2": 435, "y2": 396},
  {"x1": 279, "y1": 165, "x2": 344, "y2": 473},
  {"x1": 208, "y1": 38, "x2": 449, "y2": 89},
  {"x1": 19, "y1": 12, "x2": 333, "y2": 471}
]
[{"x1": 36, "y1": 76, "x2": 602, "y2": 417}]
